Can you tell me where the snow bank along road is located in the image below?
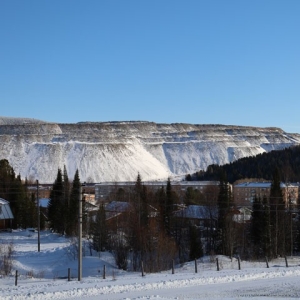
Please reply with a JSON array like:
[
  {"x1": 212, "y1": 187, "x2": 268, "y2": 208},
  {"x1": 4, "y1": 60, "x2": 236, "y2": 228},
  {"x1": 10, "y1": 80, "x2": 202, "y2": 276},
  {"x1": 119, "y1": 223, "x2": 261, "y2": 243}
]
[
  {"x1": 1, "y1": 230, "x2": 300, "y2": 299},
  {"x1": 2, "y1": 267, "x2": 300, "y2": 299}
]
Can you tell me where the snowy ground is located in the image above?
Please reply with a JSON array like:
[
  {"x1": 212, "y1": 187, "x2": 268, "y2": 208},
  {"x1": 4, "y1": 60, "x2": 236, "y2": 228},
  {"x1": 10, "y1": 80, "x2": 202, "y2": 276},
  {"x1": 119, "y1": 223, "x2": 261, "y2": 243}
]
[{"x1": 1, "y1": 230, "x2": 300, "y2": 299}]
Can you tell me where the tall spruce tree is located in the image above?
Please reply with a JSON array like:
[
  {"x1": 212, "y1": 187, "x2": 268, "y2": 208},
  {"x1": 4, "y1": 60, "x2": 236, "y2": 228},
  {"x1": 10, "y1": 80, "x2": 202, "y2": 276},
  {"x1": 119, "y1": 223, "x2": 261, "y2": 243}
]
[
  {"x1": 66, "y1": 169, "x2": 81, "y2": 236},
  {"x1": 91, "y1": 202, "x2": 107, "y2": 251},
  {"x1": 269, "y1": 168, "x2": 286, "y2": 257},
  {"x1": 62, "y1": 165, "x2": 70, "y2": 233},
  {"x1": 189, "y1": 225, "x2": 203, "y2": 260},
  {"x1": 262, "y1": 195, "x2": 272, "y2": 258},
  {"x1": 128, "y1": 173, "x2": 146, "y2": 270},
  {"x1": 251, "y1": 196, "x2": 263, "y2": 258},
  {"x1": 48, "y1": 169, "x2": 65, "y2": 234},
  {"x1": 0, "y1": 159, "x2": 16, "y2": 200},
  {"x1": 217, "y1": 170, "x2": 232, "y2": 255},
  {"x1": 164, "y1": 178, "x2": 174, "y2": 235}
]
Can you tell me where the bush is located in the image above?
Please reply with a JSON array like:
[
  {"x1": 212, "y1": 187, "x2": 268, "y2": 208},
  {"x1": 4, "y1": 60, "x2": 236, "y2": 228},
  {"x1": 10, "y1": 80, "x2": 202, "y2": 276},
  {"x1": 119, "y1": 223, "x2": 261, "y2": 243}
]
[{"x1": 0, "y1": 241, "x2": 14, "y2": 276}]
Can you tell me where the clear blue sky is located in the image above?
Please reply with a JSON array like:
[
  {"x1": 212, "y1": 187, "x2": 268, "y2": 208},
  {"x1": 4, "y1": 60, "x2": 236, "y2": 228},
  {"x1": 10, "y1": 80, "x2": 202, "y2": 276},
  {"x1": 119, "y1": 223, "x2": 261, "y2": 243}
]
[{"x1": 1, "y1": 0, "x2": 300, "y2": 132}]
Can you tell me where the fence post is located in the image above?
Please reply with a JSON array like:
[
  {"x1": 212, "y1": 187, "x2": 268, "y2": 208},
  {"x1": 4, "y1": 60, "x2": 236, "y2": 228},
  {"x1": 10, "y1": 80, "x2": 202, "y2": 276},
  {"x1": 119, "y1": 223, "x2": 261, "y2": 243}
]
[
  {"x1": 216, "y1": 258, "x2": 220, "y2": 271},
  {"x1": 68, "y1": 268, "x2": 71, "y2": 281},
  {"x1": 141, "y1": 261, "x2": 145, "y2": 277},
  {"x1": 172, "y1": 259, "x2": 175, "y2": 274},
  {"x1": 15, "y1": 270, "x2": 18, "y2": 286},
  {"x1": 285, "y1": 256, "x2": 289, "y2": 268},
  {"x1": 195, "y1": 258, "x2": 198, "y2": 273},
  {"x1": 238, "y1": 256, "x2": 241, "y2": 270},
  {"x1": 265, "y1": 256, "x2": 269, "y2": 268},
  {"x1": 103, "y1": 265, "x2": 106, "y2": 279}
]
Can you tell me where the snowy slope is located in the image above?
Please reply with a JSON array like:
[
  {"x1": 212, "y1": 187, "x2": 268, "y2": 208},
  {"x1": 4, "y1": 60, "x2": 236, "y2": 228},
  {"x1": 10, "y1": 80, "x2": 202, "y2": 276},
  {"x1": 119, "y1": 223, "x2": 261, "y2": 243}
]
[
  {"x1": 0, "y1": 118, "x2": 300, "y2": 183},
  {"x1": 1, "y1": 230, "x2": 300, "y2": 299}
]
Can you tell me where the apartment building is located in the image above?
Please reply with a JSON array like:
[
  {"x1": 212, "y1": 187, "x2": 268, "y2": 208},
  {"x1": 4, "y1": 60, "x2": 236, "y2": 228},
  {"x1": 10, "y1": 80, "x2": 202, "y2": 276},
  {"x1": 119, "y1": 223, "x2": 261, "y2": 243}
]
[{"x1": 233, "y1": 182, "x2": 299, "y2": 207}]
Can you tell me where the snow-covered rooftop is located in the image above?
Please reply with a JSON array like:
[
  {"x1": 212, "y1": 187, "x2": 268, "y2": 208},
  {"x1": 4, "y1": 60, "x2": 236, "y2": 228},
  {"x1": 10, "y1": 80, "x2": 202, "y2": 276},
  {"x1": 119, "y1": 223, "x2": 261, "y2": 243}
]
[
  {"x1": 234, "y1": 182, "x2": 298, "y2": 188},
  {"x1": 174, "y1": 205, "x2": 217, "y2": 220},
  {"x1": 0, "y1": 198, "x2": 14, "y2": 219}
]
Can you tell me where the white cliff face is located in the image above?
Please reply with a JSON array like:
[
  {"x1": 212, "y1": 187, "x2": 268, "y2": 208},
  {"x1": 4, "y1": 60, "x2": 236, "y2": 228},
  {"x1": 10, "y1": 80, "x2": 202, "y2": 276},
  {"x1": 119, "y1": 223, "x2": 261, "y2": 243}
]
[{"x1": 0, "y1": 118, "x2": 300, "y2": 183}]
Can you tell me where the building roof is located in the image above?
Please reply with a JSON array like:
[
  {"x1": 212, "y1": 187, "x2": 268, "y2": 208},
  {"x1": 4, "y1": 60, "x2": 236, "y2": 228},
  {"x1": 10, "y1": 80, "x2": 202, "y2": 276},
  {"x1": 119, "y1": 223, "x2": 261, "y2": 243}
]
[
  {"x1": 95, "y1": 181, "x2": 220, "y2": 187},
  {"x1": 234, "y1": 182, "x2": 298, "y2": 188},
  {"x1": 105, "y1": 201, "x2": 130, "y2": 212},
  {"x1": 173, "y1": 205, "x2": 217, "y2": 220},
  {"x1": 39, "y1": 198, "x2": 49, "y2": 208},
  {"x1": 0, "y1": 198, "x2": 14, "y2": 219}
]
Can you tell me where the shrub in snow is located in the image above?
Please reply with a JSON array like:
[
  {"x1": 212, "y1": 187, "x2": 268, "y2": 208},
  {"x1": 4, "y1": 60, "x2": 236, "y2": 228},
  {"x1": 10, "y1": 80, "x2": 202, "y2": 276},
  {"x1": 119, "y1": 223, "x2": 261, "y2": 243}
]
[{"x1": 0, "y1": 241, "x2": 14, "y2": 276}]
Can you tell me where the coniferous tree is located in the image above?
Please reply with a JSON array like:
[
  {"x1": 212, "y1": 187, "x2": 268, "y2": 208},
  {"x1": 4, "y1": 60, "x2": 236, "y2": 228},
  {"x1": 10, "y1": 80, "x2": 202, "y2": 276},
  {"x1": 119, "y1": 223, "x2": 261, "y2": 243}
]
[
  {"x1": 269, "y1": 168, "x2": 286, "y2": 257},
  {"x1": 9, "y1": 174, "x2": 27, "y2": 228},
  {"x1": 262, "y1": 195, "x2": 272, "y2": 258},
  {"x1": 0, "y1": 160, "x2": 38, "y2": 229},
  {"x1": 128, "y1": 173, "x2": 146, "y2": 270},
  {"x1": 91, "y1": 202, "x2": 107, "y2": 252},
  {"x1": 0, "y1": 159, "x2": 16, "y2": 200},
  {"x1": 164, "y1": 178, "x2": 175, "y2": 235},
  {"x1": 48, "y1": 169, "x2": 64, "y2": 234},
  {"x1": 133, "y1": 173, "x2": 149, "y2": 226},
  {"x1": 66, "y1": 169, "x2": 81, "y2": 236},
  {"x1": 251, "y1": 196, "x2": 263, "y2": 258},
  {"x1": 189, "y1": 225, "x2": 203, "y2": 260},
  {"x1": 217, "y1": 170, "x2": 232, "y2": 255},
  {"x1": 62, "y1": 165, "x2": 70, "y2": 233}
]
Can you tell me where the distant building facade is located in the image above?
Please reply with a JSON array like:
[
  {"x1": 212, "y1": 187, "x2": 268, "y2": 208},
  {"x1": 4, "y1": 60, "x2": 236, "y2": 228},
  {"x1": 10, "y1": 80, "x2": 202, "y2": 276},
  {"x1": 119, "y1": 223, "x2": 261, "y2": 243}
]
[
  {"x1": 233, "y1": 182, "x2": 299, "y2": 207},
  {"x1": 95, "y1": 181, "x2": 221, "y2": 202}
]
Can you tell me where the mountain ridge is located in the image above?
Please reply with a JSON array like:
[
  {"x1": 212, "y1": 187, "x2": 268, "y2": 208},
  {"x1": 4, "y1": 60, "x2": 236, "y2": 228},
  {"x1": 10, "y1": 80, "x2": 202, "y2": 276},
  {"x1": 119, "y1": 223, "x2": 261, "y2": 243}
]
[{"x1": 0, "y1": 117, "x2": 299, "y2": 183}]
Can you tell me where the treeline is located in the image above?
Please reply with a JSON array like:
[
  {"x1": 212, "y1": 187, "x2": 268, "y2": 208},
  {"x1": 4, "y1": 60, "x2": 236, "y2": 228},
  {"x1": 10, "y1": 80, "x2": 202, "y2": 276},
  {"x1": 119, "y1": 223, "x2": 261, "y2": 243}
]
[
  {"x1": 1, "y1": 157, "x2": 299, "y2": 273},
  {"x1": 47, "y1": 167, "x2": 81, "y2": 236},
  {"x1": 90, "y1": 174, "x2": 205, "y2": 272},
  {"x1": 0, "y1": 159, "x2": 38, "y2": 228},
  {"x1": 0, "y1": 159, "x2": 81, "y2": 233},
  {"x1": 96, "y1": 170, "x2": 297, "y2": 271},
  {"x1": 189, "y1": 145, "x2": 300, "y2": 183}
]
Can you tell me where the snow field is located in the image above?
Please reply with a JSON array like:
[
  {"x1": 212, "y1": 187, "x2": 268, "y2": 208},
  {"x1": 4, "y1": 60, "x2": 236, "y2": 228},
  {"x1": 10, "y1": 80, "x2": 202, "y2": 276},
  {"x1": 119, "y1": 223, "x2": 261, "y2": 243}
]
[{"x1": 1, "y1": 230, "x2": 300, "y2": 299}]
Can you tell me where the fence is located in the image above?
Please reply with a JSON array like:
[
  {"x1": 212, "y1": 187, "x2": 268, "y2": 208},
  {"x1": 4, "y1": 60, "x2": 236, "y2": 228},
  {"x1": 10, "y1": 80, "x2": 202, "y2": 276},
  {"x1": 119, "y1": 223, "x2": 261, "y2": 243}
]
[{"x1": 10, "y1": 255, "x2": 300, "y2": 287}]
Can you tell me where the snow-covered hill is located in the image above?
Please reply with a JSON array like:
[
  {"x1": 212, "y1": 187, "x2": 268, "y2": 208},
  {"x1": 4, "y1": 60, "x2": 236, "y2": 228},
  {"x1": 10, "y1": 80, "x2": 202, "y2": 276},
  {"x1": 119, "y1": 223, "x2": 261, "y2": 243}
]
[{"x1": 0, "y1": 117, "x2": 300, "y2": 183}]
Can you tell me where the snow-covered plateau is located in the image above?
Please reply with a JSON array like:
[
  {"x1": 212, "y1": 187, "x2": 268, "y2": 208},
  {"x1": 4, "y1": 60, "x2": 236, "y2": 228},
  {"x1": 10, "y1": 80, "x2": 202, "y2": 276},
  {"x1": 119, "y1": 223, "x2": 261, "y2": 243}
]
[
  {"x1": 1, "y1": 117, "x2": 300, "y2": 183},
  {"x1": 1, "y1": 229, "x2": 300, "y2": 299}
]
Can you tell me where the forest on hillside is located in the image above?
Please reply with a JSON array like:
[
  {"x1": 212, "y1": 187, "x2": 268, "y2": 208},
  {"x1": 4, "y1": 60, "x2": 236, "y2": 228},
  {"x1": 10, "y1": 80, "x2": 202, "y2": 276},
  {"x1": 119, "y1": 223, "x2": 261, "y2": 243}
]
[{"x1": 190, "y1": 145, "x2": 300, "y2": 183}]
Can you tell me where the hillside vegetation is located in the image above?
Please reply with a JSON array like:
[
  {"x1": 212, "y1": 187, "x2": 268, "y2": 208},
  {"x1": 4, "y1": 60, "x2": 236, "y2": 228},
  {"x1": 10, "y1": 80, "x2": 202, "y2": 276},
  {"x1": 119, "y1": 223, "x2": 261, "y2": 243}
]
[{"x1": 192, "y1": 145, "x2": 300, "y2": 183}]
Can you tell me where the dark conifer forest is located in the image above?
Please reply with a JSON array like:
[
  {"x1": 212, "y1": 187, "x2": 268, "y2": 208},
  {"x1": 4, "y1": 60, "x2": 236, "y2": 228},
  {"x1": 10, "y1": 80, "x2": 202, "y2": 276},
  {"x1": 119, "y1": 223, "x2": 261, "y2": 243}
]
[{"x1": 190, "y1": 145, "x2": 300, "y2": 183}]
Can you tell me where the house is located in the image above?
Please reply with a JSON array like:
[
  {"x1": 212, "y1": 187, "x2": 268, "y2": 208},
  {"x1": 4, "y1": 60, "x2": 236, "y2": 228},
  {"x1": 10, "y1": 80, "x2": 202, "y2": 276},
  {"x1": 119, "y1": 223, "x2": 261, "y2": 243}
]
[
  {"x1": 173, "y1": 205, "x2": 217, "y2": 226},
  {"x1": 231, "y1": 207, "x2": 252, "y2": 223},
  {"x1": 105, "y1": 201, "x2": 131, "y2": 220},
  {"x1": 173, "y1": 204, "x2": 218, "y2": 240},
  {"x1": 0, "y1": 198, "x2": 14, "y2": 231},
  {"x1": 103, "y1": 201, "x2": 132, "y2": 232}
]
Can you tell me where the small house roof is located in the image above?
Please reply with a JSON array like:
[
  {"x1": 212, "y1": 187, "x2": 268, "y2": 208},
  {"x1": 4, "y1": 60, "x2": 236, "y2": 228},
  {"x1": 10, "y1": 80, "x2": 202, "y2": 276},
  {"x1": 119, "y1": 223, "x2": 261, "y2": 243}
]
[
  {"x1": 105, "y1": 201, "x2": 130, "y2": 212},
  {"x1": 0, "y1": 198, "x2": 14, "y2": 219},
  {"x1": 174, "y1": 205, "x2": 217, "y2": 220}
]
